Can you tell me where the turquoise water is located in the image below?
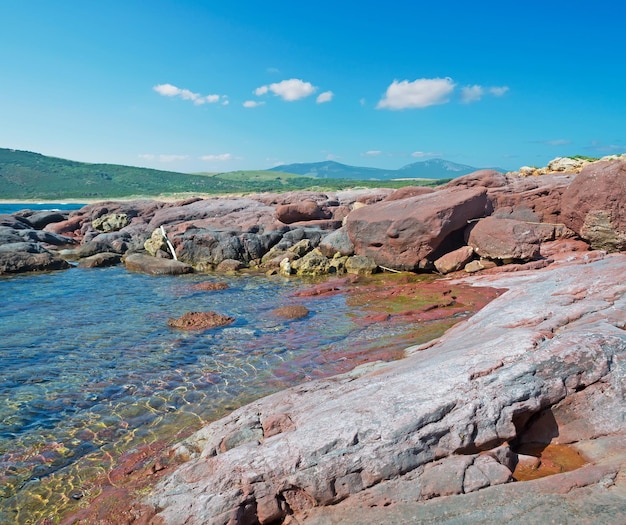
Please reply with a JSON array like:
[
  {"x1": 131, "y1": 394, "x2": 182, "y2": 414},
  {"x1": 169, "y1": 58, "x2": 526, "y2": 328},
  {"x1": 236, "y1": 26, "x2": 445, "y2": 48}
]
[
  {"x1": 0, "y1": 203, "x2": 85, "y2": 215},
  {"x1": 0, "y1": 264, "x2": 419, "y2": 522}
]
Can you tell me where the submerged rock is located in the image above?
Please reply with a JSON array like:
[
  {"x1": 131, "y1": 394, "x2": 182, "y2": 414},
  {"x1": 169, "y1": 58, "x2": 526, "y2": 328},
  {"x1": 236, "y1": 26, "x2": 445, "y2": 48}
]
[{"x1": 167, "y1": 311, "x2": 235, "y2": 330}]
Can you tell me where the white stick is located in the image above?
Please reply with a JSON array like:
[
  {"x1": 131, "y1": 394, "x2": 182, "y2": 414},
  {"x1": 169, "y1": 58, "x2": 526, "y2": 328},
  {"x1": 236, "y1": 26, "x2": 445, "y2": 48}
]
[{"x1": 160, "y1": 225, "x2": 178, "y2": 261}]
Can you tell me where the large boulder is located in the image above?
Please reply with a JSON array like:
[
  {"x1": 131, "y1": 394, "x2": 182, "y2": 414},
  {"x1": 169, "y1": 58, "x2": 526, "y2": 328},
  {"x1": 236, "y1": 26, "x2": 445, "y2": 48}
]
[
  {"x1": 276, "y1": 200, "x2": 332, "y2": 224},
  {"x1": 346, "y1": 188, "x2": 489, "y2": 271},
  {"x1": 318, "y1": 228, "x2": 354, "y2": 258},
  {"x1": 561, "y1": 160, "x2": 626, "y2": 251},
  {"x1": 0, "y1": 242, "x2": 71, "y2": 274},
  {"x1": 124, "y1": 253, "x2": 193, "y2": 275},
  {"x1": 467, "y1": 217, "x2": 554, "y2": 262}
]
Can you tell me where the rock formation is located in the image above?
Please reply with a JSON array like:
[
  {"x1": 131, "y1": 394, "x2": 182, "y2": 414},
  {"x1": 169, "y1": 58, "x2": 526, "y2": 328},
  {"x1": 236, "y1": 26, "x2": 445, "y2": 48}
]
[
  {"x1": 129, "y1": 249, "x2": 626, "y2": 524},
  {"x1": 2, "y1": 156, "x2": 624, "y2": 277}
]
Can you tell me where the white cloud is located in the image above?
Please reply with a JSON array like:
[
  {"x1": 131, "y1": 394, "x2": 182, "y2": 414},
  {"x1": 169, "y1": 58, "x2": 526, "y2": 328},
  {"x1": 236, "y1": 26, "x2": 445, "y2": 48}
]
[
  {"x1": 138, "y1": 154, "x2": 155, "y2": 160},
  {"x1": 364, "y1": 150, "x2": 382, "y2": 157},
  {"x1": 153, "y1": 83, "x2": 224, "y2": 106},
  {"x1": 325, "y1": 153, "x2": 340, "y2": 161},
  {"x1": 489, "y1": 86, "x2": 509, "y2": 97},
  {"x1": 255, "y1": 78, "x2": 317, "y2": 101},
  {"x1": 377, "y1": 78, "x2": 455, "y2": 110},
  {"x1": 411, "y1": 151, "x2": 440, "y2": 158},
  {"x1": 243, "y1": 100, "x2": 265, "y2": 108},
  {"x1": 359, "y1": 98, "x2": 366, "y2": 106},
  {"x1": 200, "y1": 153, "x2": 233, "y2": 161},
  {"x1": 158, "y1": 154, "x2": 189, "y2": 162},
  {"x1": 316, "y1": 91, "x2": 334, "y2": 104},
  {"x1": 461, "y1": 85, "x2": 484, "y2": 103}
]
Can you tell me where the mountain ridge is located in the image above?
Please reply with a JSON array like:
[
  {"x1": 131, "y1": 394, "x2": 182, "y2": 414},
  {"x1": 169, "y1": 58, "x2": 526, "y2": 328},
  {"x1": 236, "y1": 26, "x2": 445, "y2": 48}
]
[{"x1": 268, "y1": 158, "x2": 505, "y2": 180}]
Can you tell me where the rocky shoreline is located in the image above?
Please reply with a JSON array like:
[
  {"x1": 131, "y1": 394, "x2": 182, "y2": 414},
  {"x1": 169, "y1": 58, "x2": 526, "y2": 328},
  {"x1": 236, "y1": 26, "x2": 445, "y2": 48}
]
[{"x1": 2, "y1": 156, "x2": 625, "y2": 523}]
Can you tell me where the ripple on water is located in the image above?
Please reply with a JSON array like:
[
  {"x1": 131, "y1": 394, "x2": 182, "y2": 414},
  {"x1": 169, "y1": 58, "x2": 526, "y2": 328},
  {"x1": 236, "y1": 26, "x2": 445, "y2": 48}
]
[{"x1": 0, "y1": 266, "x2": 481, "y2": 523}]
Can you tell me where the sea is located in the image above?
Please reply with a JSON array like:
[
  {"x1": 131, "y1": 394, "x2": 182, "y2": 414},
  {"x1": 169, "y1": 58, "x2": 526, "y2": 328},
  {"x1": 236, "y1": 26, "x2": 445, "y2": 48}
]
[{"x1": 0, "y1": 203, "x2": 438, "y2": 523}]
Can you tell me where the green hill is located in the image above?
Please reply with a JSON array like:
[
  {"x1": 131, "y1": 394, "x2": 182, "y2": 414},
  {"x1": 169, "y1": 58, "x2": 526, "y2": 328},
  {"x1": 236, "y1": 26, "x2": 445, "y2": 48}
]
[{"x1": 0, "y1": 148, "x2": 448, "y2": 200}]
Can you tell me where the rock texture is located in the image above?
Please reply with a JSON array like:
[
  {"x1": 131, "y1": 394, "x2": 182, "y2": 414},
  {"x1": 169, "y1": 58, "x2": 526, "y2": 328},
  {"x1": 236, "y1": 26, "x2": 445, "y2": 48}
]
[
  {"x1": 3, "y1": 156, "x2": 623, "y2": 277},
  {"x1": 561, "y1": 159, "x2": 626, "y2": 251},
  {"x1": 345, "y1": 188, "x2": 489, "y2": 270},
  {"x1": 133, "y1": 251, "x2": 626, "y2": 525}
]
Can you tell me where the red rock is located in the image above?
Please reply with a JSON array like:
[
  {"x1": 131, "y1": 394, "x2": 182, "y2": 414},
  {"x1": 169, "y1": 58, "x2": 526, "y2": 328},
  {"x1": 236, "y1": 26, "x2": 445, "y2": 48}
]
[
  {"x1": 382, "y1": 186, "x2": 434, "y2": 201},
  {"x1": 346, "y1": 188, "x2": 489, "y2": 271},
  {"x1": 271, "y1": 305, "x2": 310, "y2": 319},
  {"x1": 434, "y1": 246, "x2": 474, "y2": 274},
  {"x1": 467, "y1": 216, "x2": 552, "y2": 261},
  {"x1": 276, "y1": 199, "x2": 332, "y2": 224},
  {"x1": 167, "y1": 311, "x2": 235, "y2": 330},
  {"x1": 192, "y1": 281, "x2": 229, "y2": 291},
  {"x1": 560, "y1": 159, "x2": 626, "y2": 251}
]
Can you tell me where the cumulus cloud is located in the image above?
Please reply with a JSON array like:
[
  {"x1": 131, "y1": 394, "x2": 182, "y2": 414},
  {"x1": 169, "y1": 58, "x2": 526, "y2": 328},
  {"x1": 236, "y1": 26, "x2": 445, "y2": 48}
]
[
  {"x1": 411, "y1": 151, "x2": 440, "y2": 158},
  {"x1": 243, "y1": 100, "x2": 265, "y2": 108},
  {"x1": 153, "y1": 83, "x2": 224, "y2": 105},
  {"x1": 377, "y1": 78, "x2": 455, "y2": 110},
  {"x1": 363, "y1": 150, "x2": 382, "y2": 157},
  {"x1": 254, "y1": 78, "x2": 317, "y2": 101},
  {"x1": 461, "y1": 85, "x2": 484, "y2": 103},
  {"x1": 489, "y1": 86, "x2": 509, "y2": 97},
  {"x1": 316, "y1": 91, "x2": 334, "y2": 104},
  {"x1": 200, "y1": 153, "x2": 233, "y2": 161}
]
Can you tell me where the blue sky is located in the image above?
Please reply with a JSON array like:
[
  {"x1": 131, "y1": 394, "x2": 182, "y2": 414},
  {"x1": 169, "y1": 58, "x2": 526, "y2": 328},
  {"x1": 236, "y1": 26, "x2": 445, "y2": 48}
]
[{"x1": 1, "y1": 1, "x2": 625, "y2": 173}]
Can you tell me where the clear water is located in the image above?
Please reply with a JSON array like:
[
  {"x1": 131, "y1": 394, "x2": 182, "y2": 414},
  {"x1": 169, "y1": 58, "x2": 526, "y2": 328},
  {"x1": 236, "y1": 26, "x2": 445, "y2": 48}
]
[
  {"x1": 0, "y1": 203, "x2": 85, "y2": 215},
  {"x1": 0, "y1": 265, "x2": 429, "y2": 523}
]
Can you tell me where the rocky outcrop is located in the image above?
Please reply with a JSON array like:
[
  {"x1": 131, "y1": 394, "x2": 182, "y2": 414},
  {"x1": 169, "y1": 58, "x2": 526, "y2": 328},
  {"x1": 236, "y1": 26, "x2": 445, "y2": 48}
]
[
  {"x1": 133, "y1": 251, "x2": 626, "y2": 524},
  {"x1": 561, "y1": 159, "x2": 626, "y2": 251},
  {"x1": 345, "y1": 188, "x2": 489, "y2": 271},
  {"x1": 0, "y1": 242, "x2": 71, "y2": 273},
  {"x1": 3, "y1": 156, "x2": 625, "y2": 276},
  {"x1": 0, "y1": 213, "x2": 75, "y2": 273}
]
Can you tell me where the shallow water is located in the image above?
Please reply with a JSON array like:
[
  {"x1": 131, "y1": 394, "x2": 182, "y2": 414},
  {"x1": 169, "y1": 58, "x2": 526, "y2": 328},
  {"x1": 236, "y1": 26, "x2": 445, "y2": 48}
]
[{"x1": 0, "y1": 265, "x2": 440, "y2": 523}]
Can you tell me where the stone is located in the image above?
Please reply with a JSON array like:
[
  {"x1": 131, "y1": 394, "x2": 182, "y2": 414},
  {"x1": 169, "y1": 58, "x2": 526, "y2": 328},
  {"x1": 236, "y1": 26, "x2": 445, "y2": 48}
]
[
  {"x1": 346, "y1": 188, "x2": 489, "y2": 271},
  {"x1": 77, "y1": 252, "x2": 122, "y2": 268},
  {"x1": 216, "y1": 259, "x2": 245, "y2": 272},
  {"x1": 434, "y1": 246, "x2": 474, "y2": 274},
  {"x1": 192, "y1": 281, "x2": 229, "y2": 292},
  {"x1": 382, "y1": 186, "x2": 435, "y2": 201},
  {"x1": 92, "y1": 213, "x2": 130, "y2": 232},
  {"x1": 167, "y1": 311, "x2": 235, "y2": 330},
  {"x1": 144, "y1": 228, "x2": 168, "y2": 256},
  {"x1": 547, "y1": 156, "x2": 589, "y2": 172},
  {"x1": 0, "y1": 242, "x2": 71, "y2": 274},
  {"x1": 561, "y1": 160, "x2": 626, "y2": 251},
  {"x1": 467, "y1": 217, "x2": 552, "y2": 261},
  {"x1": 271, "y1": 305, "x2": 310, "y2": 319},
  {"x1": 276, "y1": 200, "x2": 332, "y2": 224},
  {"x1": 344, "y1": 255, "x2": 378, "y2": 276},
  {"x1": 464, "y1": 259, "x2": 499, "y2": 273},
  {"x1": 291, "y1": 249, "x2": 331, "y2": 276},
  {"x1": 124, "y1": 253, "x2": 193, "y2": 275},
  {"x1": 318, "y1": 228, "x2": 354, "y2": 258}
]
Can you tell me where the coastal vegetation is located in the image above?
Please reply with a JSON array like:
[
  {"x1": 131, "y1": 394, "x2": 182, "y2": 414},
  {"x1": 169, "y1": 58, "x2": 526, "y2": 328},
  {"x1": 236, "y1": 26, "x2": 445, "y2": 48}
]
[{"x1": 0, "y1": 148, "x2": 447, "y2": 200}]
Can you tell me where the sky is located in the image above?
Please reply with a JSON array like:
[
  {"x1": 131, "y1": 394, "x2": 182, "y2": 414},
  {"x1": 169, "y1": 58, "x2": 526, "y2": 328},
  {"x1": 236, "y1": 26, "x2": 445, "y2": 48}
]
[{"x1": 1, "y1": 1, "x2": 625, "y2": 174}]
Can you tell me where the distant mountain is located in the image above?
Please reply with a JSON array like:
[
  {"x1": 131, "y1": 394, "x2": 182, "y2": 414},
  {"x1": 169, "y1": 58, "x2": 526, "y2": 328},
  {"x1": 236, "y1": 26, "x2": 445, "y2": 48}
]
[
  {"x1": 268, "y1": 159, "x2": 504, "y2": 180},
  {"x1": 0, "y1": 148, "x2": 445, "y2": 200}
]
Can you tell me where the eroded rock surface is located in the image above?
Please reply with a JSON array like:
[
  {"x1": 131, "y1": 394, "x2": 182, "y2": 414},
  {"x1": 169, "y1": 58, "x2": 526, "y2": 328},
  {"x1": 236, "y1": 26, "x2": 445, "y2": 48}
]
[{"x1": 134, "y1": 252, "x2": 626, "y2": 524}]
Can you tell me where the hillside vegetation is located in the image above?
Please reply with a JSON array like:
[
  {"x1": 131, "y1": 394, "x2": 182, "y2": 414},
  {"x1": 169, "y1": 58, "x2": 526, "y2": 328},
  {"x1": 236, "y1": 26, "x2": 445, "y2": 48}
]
[{"x1": 0, "y1": 148, "x2": 447, "y2": 200}]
